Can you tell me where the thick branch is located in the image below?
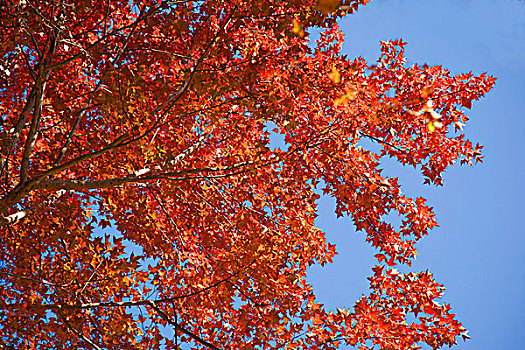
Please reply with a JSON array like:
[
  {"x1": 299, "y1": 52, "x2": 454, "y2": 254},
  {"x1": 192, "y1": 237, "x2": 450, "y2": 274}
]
[
  {"x1": 20, "y1": 78, "x2": 45, "y2": 183},
  {"x1": 0, "y1": 190, "x2": 65, "y2": 227},
  {"x1": 20, "y1": 29, "x2": 59, "y2": 182},
  {"x1": 0, "y1": 5, "x2": 239, "y2": 215},
  {"x1": 0, "y1": 86, "x2": 37, "y2": 182}
]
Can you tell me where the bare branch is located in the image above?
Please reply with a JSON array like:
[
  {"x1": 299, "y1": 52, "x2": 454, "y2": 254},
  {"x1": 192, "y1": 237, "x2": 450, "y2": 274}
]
[
  {"x1": 20, "y1": 29, "x2": 60, "y2": 182},
  {"x1": 47, "y1": 6, "x2": 160, "y2": 71},
  {"x1": 0, "y1": 271, "x2": 60, "y2": 288},
  {"x1": 54, "y1": 8, "x2": 144, "y2": 168},
  {"x1": 148, "y1": 301, "x2": 221, "y2": 350},
  {"x1": 1, "y1": 5, "x2": 240, "y2": 214},
  {"x1": 0, "y1": 86, "x2": 37, "y2": 182},
  {"x1": 20, "y1": 77, "x2": 46, "y2": 182},
  {"x1": 57, "y1": 310, "x2": 103, "y2": 350},
  {"x1": 103, "y1": 0, "x2": 111, "y2": 36},
  {"x1": 36, "y1": 160, "x2": 257, "y2": 190},
  {"x1": 26, "y1": 2, "x2": 62, "y2": 32},
  {"x1": 170, "y1": 132, "x2": 209, "y2": 165},
  {"x1": 30, "y1": 32, "x2": 43, "y2": 59},
  {"x1": 4, "y1": 259, "x2": 256, "y2": 310},
  {"x1": 18, "y1": 43, "x2": 37, "y2": 81},
  {"x1": 359, "y1": 131, "x2": 405, "y2": 152},
  {"x1": 0, "y1": 190, "x2": 65, "y2": 227}
]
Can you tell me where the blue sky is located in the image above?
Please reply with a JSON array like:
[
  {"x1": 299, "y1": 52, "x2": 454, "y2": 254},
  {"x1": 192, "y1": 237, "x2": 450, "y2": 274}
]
[{"x1": 307, "y1": 0, "x2": 525, "y2": 349}]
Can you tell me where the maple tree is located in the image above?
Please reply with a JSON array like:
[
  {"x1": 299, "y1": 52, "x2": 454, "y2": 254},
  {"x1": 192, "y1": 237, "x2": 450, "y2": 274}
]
[{"x1": 0, "y1": 0, "x2": 496, "y2": 349}]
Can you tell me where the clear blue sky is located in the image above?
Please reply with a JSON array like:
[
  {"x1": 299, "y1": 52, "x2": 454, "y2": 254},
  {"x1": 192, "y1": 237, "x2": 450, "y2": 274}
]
[{"x1": 307, "y1": 0, "x2": 525, "y2": 349}]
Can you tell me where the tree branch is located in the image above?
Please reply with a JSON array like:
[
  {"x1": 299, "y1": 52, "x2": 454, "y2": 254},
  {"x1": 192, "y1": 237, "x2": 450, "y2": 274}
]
[
  {"x1": 0, "y1": 63, "x2": 35, "y2": 165},
  {"x1": 0, "y1": 5, "x2": 239, "y2": 216},
  {"x1": 53, "y1": 7, "x2": 145, "y2": 168},
  {"x1": 20, "y1": 29, "x2": 60, "y2": 182},
  {"x1": 47, "y1": 6, "x2": 160, "y2": 71},
  {"x1": 0, "y1": 271, "x2": 60, "y2": 288},
  {"x1": 148, "y1": 301, "x2": 221, "y2": 350},
  {"x1": 20, "y1": 77, "x2": 46, "y2": 183},
  {"x1": 3, "y1": 259, "x2": 256, "y2": 310},
  {"x1": 35, "y1": 160, "x2": 257, "y2": 190},
  {"x1": 57, "y1": 310, "x2": 103, "y2": 350},
  {"x1": 0, "y1": 190, "x2": 65, "y2": 227},
  {"x1": 359, "y1": 131, "x2": 405, "y2": 152}
]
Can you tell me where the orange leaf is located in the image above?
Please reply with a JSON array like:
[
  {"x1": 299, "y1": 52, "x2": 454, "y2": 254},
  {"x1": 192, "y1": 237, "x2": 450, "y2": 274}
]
[{"x1": 315, "y1": 0, "x2": 341, "y2": 14}]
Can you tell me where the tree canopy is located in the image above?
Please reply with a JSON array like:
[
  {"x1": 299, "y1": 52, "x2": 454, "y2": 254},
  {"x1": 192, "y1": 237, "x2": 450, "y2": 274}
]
[{"x1": 0, "y1": 0, "x2": 495, "y2": 349}]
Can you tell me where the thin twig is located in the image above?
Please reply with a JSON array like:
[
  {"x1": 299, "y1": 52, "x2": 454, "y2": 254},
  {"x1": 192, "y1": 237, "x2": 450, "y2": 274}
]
[
  {"x1": 5, "y1": 260, "x2": 256, "y2": 310},
  {"x1": 148, "y1": 301, "x2": 221, "y2": 350}
]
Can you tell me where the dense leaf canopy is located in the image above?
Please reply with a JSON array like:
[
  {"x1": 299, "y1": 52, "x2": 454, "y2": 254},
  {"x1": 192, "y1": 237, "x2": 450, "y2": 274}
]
[{"x1": 0, "y1": 0, "x2": 494, "y2": 349}]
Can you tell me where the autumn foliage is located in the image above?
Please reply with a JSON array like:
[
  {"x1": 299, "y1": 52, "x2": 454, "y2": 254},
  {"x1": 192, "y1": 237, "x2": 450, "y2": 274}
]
[{"x1": 0, "y1": 0, "x2": 495, "y2": 349}]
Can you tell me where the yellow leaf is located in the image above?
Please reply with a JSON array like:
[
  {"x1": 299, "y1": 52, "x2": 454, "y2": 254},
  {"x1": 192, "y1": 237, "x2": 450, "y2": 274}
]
[
  {"x1": 334, "y1": 87, "x2": 358, "y2": 107},
  {"x1": 329, "y1": 65, "x2": 341, "y2": 84},
  {"x1": 421, "y1": 87, "x2": 434, "y2": 98},
  {"x1": 291, "y1": 19, "x2": 305, "y2": 38},
  {"x1": 432, "y1": 120, "x2": 443, "y2": 129},
  {"x1": 345, "y1": 88, "x2": 358, "y2": 100},
  {"x1": 334, "y1": 95, "x2": 348, "y2": 107}
]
